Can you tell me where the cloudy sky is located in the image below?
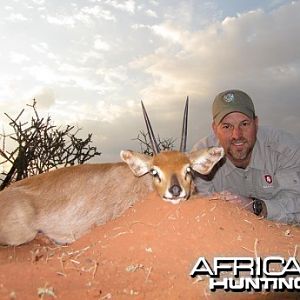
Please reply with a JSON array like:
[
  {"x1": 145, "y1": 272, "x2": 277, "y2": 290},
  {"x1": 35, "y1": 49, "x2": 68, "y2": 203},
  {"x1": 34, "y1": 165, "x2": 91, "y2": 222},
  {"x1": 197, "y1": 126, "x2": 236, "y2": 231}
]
[{"x1": 0, "y1": 0, "x2": 299, "y2": 162}]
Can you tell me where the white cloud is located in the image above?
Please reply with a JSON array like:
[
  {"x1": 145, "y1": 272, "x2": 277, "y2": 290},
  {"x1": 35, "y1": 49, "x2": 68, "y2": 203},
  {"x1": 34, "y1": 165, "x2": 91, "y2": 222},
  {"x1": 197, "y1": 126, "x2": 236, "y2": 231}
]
[
  {"x1": 26, "y1": 86, "x2": 56, "y2": 108},
  {"x1": 0, "y1": 1, "x2": 299, "y2": 162},
  {"x1": 9, "y1": 52, "x2": 30, "y2": 64},
  {"x1": 69, "y1": 76, "x2": 103, "y2": 92},
  {"x1": 145, "y1": 9, "x2": 158, "y2": 18},
  {"x1": 96, "y1": 65, "x2": 128, "y2": 84},
  {"x1": 25, "y1": 64, "x2": 58, "y2": 84},
  {"x1": 81, "y1": 5, "x2": 116, "y2": 22},
  {"x1": 105, "y1": 0, "x2": 136, "y2": 14},
  {"x1": 31, "y1": 42, "x2": 49, "y2": 53},
  {"x1": 132, "y1": 2, "x2": 300, "y2": 104},
  {"x1": 46, "y1": 15, "x2": 77, "y2": 27},
  {"x1": 48, "y1": 97, "x2": 135, "y2": 126},
  {"x1": 131, "y1": 23, "x2": 147, "y2": 30},
  {"x1": 96, "y1": 101, "x2": 123, "y2": 122},
  {"x1": 4, "y1": 6, "x2": 13, "y2": 11},
  {"x1": 151, "y1": 22, "x2": 185, "y2": 43},
  {"x1": 6, "y1": 13, "x2": 28, "y2": 22},
  {"x1": 150, "y1": 0, "x2": 159, "y2": 6},
  {"x1": 0, "y1": 75, "x2": 22, "y2": 103},
  {"x1": 132, "y1": 21, "x2": 188, "y2": 44},
  {"x1": 32, "y1": 0, "x2": 45, "y2": 4},
  {"x1": 46, "y1": 5, "x2": 116, "y2": 28},
  {"x1": 79, "y1": 51, "x2": 104, "y2": 64},
  {"x1": 94, "y1": 35, "x2": 111, "y2": 51}
]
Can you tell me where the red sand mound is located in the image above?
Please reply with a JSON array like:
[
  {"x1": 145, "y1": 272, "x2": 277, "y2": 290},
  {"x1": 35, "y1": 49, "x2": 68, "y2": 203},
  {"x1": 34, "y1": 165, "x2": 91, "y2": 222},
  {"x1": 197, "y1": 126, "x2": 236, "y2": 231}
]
[{"x1": 0, "y1": 192, "x2": 299, "y2": 300}]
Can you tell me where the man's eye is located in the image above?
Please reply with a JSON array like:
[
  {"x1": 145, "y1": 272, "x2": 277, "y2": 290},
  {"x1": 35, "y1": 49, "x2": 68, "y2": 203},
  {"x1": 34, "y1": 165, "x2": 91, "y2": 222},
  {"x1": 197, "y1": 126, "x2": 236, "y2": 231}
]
[{"x1": 222, "y1": 124, "x2": 230, "y2": 129}]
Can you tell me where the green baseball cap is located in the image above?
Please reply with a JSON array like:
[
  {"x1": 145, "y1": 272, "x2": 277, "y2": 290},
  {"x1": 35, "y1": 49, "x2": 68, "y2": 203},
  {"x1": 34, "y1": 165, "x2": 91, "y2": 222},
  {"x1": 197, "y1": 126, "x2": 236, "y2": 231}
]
[{"x1": 212, "y1": 89, "x2": 255, "y2": 124}]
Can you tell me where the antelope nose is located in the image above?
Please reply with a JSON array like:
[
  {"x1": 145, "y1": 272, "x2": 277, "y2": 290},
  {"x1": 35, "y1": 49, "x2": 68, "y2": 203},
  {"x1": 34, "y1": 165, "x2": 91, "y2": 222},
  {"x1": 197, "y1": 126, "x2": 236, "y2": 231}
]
[{"x1": 169, "y1": 184, "x2": 182, "y2": 197}]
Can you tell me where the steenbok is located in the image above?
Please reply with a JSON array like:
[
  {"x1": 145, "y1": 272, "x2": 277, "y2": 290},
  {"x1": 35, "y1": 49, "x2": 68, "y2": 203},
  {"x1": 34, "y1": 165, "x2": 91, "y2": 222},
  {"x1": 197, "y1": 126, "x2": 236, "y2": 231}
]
[{"x1": 0, "y1": 99, "x2": 224, "y2": 245}]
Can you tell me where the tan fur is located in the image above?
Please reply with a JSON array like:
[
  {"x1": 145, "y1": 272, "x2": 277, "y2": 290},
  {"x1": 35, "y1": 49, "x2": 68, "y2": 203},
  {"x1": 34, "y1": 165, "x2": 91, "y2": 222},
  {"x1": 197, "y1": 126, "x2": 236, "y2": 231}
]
[
  {"x1": 0, "y1": 147, "x2": 224, "y2": 246},
  {"x1": 150, "y1": 151, "x2": 192, "y2": 200},
  {"x1": 0, "y1": 163, "x2": 152, "y2": 245}
]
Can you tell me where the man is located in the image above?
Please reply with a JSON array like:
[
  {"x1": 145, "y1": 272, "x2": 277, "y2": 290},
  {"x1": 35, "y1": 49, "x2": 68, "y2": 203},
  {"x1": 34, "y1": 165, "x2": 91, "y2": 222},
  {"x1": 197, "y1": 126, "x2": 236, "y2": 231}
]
[{"x1": 193, "y1": 89, "x2": 300, "y2": 224}]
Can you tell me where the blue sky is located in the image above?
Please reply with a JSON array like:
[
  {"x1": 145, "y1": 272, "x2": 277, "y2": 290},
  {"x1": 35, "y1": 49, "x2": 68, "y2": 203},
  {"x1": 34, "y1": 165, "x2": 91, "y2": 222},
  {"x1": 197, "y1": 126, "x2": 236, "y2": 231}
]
[{"x1": 0, "y1": 0, "x2": 299, "y2": 162}]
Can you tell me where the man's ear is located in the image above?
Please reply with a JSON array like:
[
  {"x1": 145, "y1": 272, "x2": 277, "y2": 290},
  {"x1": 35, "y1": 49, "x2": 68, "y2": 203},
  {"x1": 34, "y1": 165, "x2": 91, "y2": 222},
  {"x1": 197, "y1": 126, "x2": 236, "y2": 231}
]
[
  {"x1": 254, "y1": 116, "x2": 259, "y2": 127},
  {"x1": 120, "y1": 150, "x2": 152, "y2": 177},
  {"x1": 187, "y1": 147, "x2": 224, "y2": 175},
  {"x1": 212, "y1": 121, "x2": 217, "y2": 135}
]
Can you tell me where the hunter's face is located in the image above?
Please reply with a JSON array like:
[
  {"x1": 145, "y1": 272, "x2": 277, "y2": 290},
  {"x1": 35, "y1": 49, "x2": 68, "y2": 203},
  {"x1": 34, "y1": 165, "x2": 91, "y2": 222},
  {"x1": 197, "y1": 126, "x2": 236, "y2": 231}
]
[{"x1": 213, "y1": 112, "x2": 258, "y2": 169}]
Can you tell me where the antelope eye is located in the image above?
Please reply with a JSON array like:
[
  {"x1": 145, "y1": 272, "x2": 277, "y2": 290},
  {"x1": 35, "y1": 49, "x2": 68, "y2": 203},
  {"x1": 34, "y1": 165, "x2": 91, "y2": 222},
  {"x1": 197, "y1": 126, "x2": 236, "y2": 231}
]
[
  {"x1": 186, "y1": 166, "x2": 192, "y2": 174},
  {"x1": 150, "y1": 168, "x2": 158, "y2": 177},
  {"x1": 150, "y1": 168, "x2": 161, "y2": 182}
]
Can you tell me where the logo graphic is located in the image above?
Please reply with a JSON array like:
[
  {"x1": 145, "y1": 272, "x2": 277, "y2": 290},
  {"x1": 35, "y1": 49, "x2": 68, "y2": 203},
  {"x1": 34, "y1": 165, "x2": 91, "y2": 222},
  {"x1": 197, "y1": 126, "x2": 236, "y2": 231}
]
[
  {"x1": 223, "y1": 93, "x2": 235, "y2": 103},
  {"x1": 190, "y1": 256, "x2": 300, "y2": 292},
  {"x1": 265, "y1": 175, "x2": 273, "y2": 184}
]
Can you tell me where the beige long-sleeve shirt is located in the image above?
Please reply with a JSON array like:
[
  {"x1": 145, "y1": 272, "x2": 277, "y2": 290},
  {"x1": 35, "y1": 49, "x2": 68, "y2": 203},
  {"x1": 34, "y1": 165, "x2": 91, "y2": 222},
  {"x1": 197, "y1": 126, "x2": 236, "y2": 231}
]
[{"x1": 192, "y1": 126, "x2": 300, "y2": 224}]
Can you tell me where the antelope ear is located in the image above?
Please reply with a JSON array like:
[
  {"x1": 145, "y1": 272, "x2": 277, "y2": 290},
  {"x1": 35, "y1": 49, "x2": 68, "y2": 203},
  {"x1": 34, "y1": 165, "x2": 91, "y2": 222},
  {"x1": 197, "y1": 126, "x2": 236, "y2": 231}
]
[
  {"x1": 187, "y1": 147, "x2": 224, "y2": 175},
  {"x1": 120, "y1": 150, "x2": 152, "y2": 177}
]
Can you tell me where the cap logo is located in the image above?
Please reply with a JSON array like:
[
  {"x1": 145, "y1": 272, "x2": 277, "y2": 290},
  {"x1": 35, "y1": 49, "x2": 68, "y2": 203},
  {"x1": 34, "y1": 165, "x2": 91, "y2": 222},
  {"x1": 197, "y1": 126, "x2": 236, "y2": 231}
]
[{"x1": 223, "y1": 93, "x2": 235, "y2": 103}]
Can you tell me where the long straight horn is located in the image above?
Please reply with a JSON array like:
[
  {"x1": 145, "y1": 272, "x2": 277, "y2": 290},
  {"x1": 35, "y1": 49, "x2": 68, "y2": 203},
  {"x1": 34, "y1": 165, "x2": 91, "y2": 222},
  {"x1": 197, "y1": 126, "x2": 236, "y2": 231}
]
[
  {"x1": 141, "y1": 101, "x2": 160, "y2": 154},
  {"x1": 179, "y1": 96, "x2": 189, "y2": 152}
]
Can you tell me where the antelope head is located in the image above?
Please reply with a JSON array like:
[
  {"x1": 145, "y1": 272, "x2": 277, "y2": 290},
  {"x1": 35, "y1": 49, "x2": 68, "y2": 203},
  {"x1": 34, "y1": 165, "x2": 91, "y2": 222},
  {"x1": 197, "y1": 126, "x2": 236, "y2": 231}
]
[{"x1": 121, "y1": 99, "x2": 224, "y2": 204}]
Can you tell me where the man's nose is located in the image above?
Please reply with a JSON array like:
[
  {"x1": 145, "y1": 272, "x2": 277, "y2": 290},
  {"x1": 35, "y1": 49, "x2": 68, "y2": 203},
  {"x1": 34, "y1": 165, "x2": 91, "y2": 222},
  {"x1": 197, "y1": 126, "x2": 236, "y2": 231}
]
[{"x1": 232, "y1": 126, "x2": 243, "y2": 139}]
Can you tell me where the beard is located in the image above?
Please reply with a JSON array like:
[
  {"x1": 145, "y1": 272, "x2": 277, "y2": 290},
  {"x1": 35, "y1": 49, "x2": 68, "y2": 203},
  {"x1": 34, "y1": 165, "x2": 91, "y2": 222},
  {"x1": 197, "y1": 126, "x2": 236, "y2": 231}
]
[{"x1": 226, "y1": 138, "x2": 254, "y2": 167}]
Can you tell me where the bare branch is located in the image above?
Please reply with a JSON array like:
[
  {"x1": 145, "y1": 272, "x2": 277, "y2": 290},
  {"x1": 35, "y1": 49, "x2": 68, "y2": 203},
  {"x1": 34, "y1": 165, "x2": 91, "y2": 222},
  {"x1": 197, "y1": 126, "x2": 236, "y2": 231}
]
[
  {"x1": 134, "y1": 130, "x2": 175, "y2": 156},
  {"x1": 0, "y1": 100, "x2": 101, "y2": 190}
]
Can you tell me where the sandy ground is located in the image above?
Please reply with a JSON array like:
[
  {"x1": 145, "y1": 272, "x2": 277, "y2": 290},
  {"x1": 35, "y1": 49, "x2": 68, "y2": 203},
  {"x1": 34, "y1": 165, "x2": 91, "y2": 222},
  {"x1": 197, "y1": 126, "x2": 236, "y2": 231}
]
[{"x1": 0, "y1": 192, "x2": 299, "y2": 300}]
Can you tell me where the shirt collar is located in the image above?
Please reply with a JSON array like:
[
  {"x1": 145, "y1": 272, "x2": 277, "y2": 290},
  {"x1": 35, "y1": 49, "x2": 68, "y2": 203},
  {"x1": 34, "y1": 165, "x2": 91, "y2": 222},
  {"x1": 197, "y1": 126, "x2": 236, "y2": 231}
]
[{"x1": 248, "y1": 138, "x2": 264, "y2": 171}]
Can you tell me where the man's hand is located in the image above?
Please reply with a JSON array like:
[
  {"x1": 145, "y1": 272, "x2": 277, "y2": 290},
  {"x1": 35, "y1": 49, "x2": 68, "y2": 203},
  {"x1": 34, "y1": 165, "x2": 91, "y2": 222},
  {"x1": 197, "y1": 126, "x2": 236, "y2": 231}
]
[
  {"x1": 209, "y1": 191, "x2": 267, "y2": 217},
  {"x1": 210, "y1": 191, "x2": 254, "y2": 212}
]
